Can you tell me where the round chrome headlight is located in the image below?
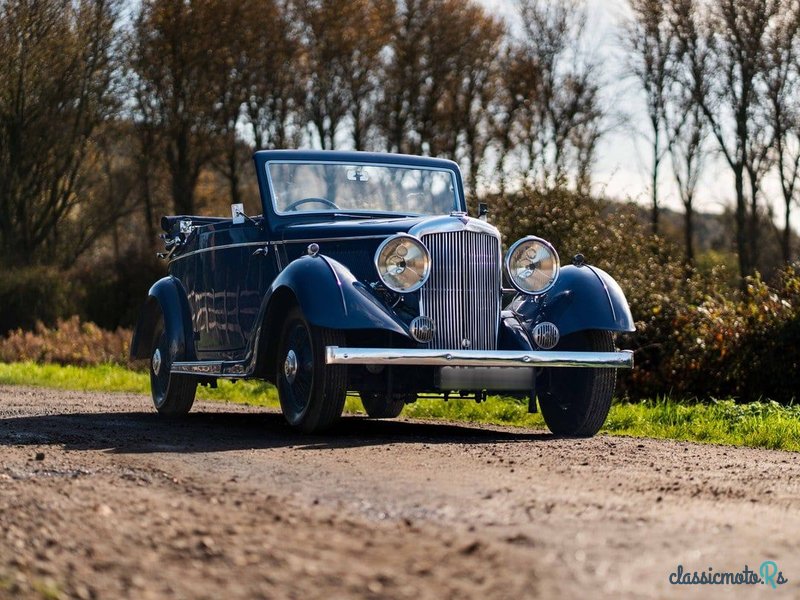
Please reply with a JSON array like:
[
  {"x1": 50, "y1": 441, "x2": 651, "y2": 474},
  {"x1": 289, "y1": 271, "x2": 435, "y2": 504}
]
[
  {"x1": 505, "y1": 236, "x2": 560, "y2": 294},
  {"x1": 374, "y1": 234, "x2": 431, "y2": 293}
]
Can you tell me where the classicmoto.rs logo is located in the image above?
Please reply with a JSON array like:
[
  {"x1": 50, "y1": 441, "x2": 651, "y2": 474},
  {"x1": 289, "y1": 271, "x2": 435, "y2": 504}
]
[{"x1": 669, "y1": 562, "x2": 788, "y2": 588}]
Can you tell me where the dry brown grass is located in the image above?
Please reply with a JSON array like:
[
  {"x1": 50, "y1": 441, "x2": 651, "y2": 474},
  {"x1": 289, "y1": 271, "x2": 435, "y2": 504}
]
[{"x1": 0, "y1": 316, "x2": 130, "y2": 366}]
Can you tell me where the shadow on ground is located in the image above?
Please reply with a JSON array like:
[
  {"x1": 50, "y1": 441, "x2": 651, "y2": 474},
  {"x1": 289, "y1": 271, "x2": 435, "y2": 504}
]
[{"x1": 0, "y1": 407, "x2": 554, "y2": 454}]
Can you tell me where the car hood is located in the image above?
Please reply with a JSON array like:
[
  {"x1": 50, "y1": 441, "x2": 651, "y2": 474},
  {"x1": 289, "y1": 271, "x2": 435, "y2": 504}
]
[
  {"x1": 277, "y1": 214, "x2": 500, "y2": 242},
  {"x1": 277, "y1": 215, "x2": 434, "y2": 241}
]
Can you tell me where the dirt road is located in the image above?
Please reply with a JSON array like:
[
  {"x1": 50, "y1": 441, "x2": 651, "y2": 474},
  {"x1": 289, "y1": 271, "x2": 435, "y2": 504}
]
[{"x1": 1, "y1": 386, "x2": 798, "y2": 599}]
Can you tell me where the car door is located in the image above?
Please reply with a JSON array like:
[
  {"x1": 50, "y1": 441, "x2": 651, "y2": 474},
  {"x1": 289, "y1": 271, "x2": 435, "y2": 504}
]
[{"x1": 188, "y1": 220, "x2": 273, "y2": 359}]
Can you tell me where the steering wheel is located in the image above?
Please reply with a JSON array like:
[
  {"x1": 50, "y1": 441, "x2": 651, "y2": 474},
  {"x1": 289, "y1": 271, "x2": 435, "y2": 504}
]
[{"x1": 284, "y1": 197, "x2": 340, "y2": 211}]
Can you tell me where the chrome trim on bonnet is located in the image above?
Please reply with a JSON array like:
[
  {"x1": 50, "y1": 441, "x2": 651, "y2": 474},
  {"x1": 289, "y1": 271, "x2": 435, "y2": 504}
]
[
  {"x1": 408, "y1": 214, "x2": 500, "y2": 238},
  {"x1": 325, "y1": 347, "x2": 634, "y2": 369}
]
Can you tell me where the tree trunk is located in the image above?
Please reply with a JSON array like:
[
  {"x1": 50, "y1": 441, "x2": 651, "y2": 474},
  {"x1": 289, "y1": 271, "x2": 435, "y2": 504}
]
[
  {"x1": 684, "y1": 200, "x2": 695, "y2": 267},
  {"x1": 748, "y1": 176, "x2": 760, "y2": 270},
  {"x1": 651, "y1": 135, "x2": 659, "y2": 236},
  {"x1": 783, "y1": 203, "x2": 792, "y2": 264},
  {"x1": 734, "y1": 165, "x2": 751, "y2": 285}
]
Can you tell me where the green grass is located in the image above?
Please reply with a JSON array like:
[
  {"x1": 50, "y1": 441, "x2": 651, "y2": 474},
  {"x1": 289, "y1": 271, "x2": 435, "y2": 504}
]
[{"x1": 1, "y1": 362, "x2": 799, "y2": 452}]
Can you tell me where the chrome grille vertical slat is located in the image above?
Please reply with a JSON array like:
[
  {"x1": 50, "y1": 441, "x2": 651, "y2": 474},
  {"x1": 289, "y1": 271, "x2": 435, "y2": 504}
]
[{"x1": 419, "y1": 230, "x2": 501, "y2": 351}]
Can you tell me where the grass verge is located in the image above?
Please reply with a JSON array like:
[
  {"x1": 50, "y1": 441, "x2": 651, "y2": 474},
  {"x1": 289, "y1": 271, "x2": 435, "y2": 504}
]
[{"x1": 1, "y1": 362, "x2": 798, "y2": 452}]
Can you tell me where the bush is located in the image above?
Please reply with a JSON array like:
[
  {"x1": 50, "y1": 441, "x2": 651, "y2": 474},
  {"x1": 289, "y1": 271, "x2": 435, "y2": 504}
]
[
  {"x1": 490, "y1": 188, "x2": 799, "y2": 404},
  {"x1": 657, "y1": 267, "x2": 800, "y2": 403},
  {"x1": 0, "y1": 266, "x2": 79, "y2": 334},
  {"x1": 0, "y1": 316, "x2": 131, "y2": 366}
]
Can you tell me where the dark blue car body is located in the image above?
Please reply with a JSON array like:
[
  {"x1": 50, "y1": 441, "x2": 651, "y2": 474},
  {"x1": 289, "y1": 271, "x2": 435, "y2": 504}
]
[{"x1": 131, "y1": 150, "x2": 635, "y2": 436}]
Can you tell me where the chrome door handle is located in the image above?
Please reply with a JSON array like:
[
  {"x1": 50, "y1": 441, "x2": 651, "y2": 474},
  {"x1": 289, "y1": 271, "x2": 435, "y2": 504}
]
[{"x1": 252, "y1": 246, "x2": 269, "y2": 257}]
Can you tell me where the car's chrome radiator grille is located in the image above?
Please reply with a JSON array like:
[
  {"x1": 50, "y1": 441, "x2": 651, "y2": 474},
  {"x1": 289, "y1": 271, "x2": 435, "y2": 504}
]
[{"x1": 419, "y1": 230, "x2": 501, "y2": 350}]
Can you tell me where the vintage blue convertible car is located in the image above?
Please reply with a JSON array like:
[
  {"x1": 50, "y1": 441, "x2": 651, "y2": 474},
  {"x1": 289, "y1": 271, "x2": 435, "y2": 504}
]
[{"x1": 131, "y1": 150, "x2": 634, "y2": 436}]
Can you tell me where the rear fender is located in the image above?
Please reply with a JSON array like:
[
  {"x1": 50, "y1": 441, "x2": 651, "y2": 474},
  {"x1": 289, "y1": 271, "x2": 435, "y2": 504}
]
[
  {"x1": 510, "y1": 264, "x2": 635, "y2": 339},
  {"x1": 130, "y1": 276, "x2": 195, "y2": 362}
]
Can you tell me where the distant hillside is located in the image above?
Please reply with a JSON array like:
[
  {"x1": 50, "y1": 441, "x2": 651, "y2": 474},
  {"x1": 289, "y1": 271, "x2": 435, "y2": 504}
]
[{"x1": 623, "y1": 203, "x2": 798, "y2": 276}]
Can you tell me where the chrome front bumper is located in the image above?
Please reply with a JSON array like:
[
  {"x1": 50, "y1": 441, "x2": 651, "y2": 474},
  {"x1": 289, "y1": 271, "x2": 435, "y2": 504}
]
[{"x1": 325, "y1": 347, "x2": 634, "y2": 369}]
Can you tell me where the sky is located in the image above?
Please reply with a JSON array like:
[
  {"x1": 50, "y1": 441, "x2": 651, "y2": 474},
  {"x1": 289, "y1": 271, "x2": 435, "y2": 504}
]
[{"x1": 478, "y1": 0, "x2": 798, "y2": 232}]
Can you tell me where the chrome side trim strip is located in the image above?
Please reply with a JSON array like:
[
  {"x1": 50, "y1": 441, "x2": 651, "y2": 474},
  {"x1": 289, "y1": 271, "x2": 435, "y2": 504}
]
[
  {"x1": 169, "y1": 241, "x2": 268, "y2": 263},
  {"x1": 325, "y1": 347, "x2": 634, "y2": 369},
  {"x1": 170, "y1": 235, "x2": 394, "y2": 264},
  {"x1": 272, "y1": 234, "x2": 389, "y2": 245}
]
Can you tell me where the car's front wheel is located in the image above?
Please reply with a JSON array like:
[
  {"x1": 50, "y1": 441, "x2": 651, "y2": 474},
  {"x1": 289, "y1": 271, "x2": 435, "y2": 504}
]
[
  {"x1": 276, "y1": 306, "x2": 347, "y2": 433},
  {"x1": 538, "y1": 330, "x2": 616, "y2": 437}
]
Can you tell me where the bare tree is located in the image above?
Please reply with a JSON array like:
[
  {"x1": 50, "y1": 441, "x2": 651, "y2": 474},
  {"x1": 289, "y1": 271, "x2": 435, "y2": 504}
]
[
  {"x1": 296, "y1": 0, "x2": 393, "y2": 150},
  {"x1": 0, "y1": 0, "x2": 119, "y2": 266},
  {"x1": 666, "y1": 0, "x2": 711, "y2": 265},
  {"x1": 682, "y1": 0, "x2": 782, "y2": 280},
  {"x1": 207, "y1": 0, "x2": 253, "y2": 206},
  {"x1": 428, "y1": 3, "x2": 504, "y2": 202},
  {"x1": 129, "y1": 0, "x2": 229, "y2": 215},
  {"x1": 496, "y1": 0, "x2": 605, "y2": 194},
  {"x1": 623, "y1": 0, "x2": 676, "y2": 235},
  {"x1": 379, "y1": 0, "x2": 463, "y2": 156},
  {"x1": 244, "y1": 0, "x2": 305, "y2": 151},
  {"x1": 763, "y1": 4, "x2": 800, "y2": 263},
  {"x1": 668, "y1": 102, "x2": 709, "y2": 266}
]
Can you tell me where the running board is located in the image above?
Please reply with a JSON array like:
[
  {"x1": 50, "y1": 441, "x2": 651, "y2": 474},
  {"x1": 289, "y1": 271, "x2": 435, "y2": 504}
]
[{"x1": 171, "y1": 361, "x2": 249, "y2": 377}]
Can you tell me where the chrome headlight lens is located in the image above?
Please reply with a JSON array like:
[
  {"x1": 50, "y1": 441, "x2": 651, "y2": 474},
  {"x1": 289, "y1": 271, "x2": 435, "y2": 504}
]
[
  {"x1": 374, "y1": 234, "x2": 431, "y2": 293},
  {"x1": 505, "y1": 236, "x2": 560, "y2": 294}
]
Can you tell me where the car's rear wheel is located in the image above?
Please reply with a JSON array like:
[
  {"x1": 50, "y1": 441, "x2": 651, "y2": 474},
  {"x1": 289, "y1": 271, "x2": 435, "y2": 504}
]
[
  {"x1": 276, "y1": 306, "x2": 347, "y2": 433},
  {"x1": 538, "y1": 330, "x2": 616, "y2": 437},
  {"x1": 359, "y1": 392, "x2": 415, "y2": 418},
  {"x1": 150, "y1": 320, "x2": 196, "y2": 417}
]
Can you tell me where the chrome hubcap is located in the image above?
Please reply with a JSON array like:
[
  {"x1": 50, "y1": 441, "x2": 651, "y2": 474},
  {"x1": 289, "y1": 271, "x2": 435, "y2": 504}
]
[
  {"x1": 284, "y1": 349, "x2": 298, "y2": 384},
  {"x1": 152, "y1": 348, "x2": 162, "y2": 376}
]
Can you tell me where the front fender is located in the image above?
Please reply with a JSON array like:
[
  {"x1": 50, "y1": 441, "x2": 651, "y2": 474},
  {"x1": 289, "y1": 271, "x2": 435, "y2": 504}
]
[
  {"x1": 130, "y1": 276, "x2": 195, "y2": 361},
  {"x1": 510, "y1": 264, "x2": 635, "y2": 339},
  {"x1": 266, "y1": 255, "x2": 409, "y2": 336}
]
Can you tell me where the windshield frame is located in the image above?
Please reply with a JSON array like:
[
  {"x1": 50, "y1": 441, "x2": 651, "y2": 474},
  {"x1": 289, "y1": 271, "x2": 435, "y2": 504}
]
[{"x1": 264, "y1": 159, "x2": 463, "y2": 219}]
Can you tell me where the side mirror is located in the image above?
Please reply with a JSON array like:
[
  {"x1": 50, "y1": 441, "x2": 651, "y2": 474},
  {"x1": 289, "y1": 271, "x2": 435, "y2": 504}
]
[
  {"x1": 232, "y1": 203, "x2": 261, "y2": 228},
  {"x1": 231, "y1": 203, "x2": 245, "y2": 224},
  {"x1": 478, "y1": 202, "x2": 489, "y2": 222}
]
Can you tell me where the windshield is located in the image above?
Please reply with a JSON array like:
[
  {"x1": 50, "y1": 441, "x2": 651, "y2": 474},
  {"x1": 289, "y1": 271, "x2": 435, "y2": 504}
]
[{"x1": 267, "y1": 161, "x2": 459, "y2": 216}]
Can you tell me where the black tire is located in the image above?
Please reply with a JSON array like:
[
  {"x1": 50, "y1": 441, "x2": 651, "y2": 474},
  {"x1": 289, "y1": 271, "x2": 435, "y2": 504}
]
[
  {"x1": 276, "y1": 306, "x2": 347, "y2": 433},
  {"x1": 359, "y1": 392, "x2": 415, "y2": 418},
  {"x1": 538, "y1": 330, "x2": 616, "y2": 437},
  {"x1": 149, "y1": 321, "x2": 196, "y2": 417}
]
